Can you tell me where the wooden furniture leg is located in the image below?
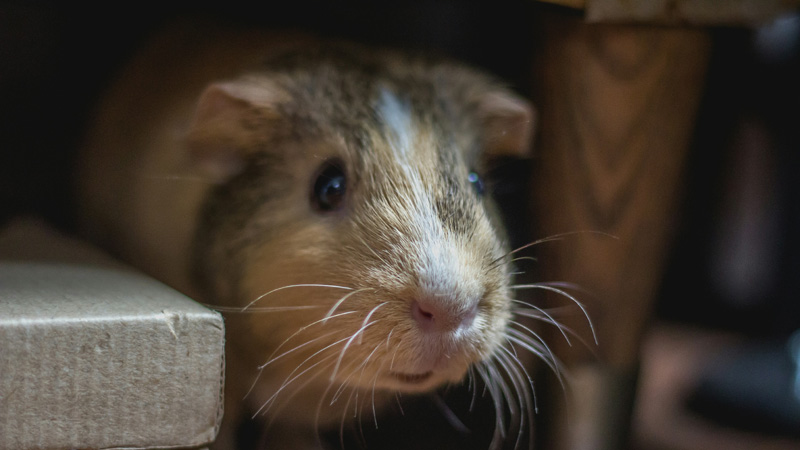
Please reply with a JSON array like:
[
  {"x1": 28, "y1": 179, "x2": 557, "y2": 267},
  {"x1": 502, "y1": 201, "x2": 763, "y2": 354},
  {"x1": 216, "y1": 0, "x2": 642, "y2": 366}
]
[{"x1": 529, "y1": 11, "x2": 711, "y2": 450}]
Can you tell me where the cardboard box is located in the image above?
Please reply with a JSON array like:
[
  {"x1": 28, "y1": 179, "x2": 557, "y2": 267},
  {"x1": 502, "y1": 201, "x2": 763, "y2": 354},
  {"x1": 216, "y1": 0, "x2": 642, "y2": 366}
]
[{"x1": 0, "y1": 219, "x2": 224, "y2": 450}]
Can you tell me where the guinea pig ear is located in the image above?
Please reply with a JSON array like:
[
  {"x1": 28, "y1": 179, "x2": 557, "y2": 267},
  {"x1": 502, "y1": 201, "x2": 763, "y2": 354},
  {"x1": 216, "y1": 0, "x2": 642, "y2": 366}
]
[
  {"x1": 186, "y1": 79, "x2": 286, "y2": 180},
  {"x1": 478, "y1": 91, "x2": 536, "y2": 158}
]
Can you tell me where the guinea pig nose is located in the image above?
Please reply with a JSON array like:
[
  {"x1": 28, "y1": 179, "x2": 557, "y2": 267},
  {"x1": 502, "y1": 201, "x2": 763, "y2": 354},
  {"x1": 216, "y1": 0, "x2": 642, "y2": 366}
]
[{"x1": 411, "y1": 298, "x2": 479, "y2": 333}]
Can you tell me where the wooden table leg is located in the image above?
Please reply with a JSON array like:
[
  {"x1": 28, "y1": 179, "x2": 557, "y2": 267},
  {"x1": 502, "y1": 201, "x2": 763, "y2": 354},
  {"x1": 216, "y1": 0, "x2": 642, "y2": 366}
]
[{"x1": 529, "y1": 11, "x2": 711, "y2": 450}]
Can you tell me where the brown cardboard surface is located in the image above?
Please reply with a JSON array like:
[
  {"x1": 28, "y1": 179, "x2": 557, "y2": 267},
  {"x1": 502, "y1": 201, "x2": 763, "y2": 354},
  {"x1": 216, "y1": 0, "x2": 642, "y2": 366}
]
[{"x1": 0, "y1": 219, "x2": 224, "y2": 450}]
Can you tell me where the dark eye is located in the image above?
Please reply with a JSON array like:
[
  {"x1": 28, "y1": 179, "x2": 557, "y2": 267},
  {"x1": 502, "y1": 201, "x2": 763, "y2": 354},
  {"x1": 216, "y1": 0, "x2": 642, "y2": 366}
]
[
  {"x1": 468, "y1": 171, "x2": 485, "y2": 196},
  {"x1": 312, "y1": 160, "x2": 347, "y2": 212}
]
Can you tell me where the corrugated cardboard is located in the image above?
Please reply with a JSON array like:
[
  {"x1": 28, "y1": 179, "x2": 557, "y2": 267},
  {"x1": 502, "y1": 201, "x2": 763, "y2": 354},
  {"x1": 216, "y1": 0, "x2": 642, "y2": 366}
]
[{"x1": 0, "y1": 219, "x2": 224, "y2": 450}]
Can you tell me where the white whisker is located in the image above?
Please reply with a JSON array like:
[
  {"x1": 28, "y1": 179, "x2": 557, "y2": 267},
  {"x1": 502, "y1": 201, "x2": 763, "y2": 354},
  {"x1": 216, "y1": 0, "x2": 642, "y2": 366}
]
[
  {"x1": 493, "y1": 351, "x2": 523, "y2": 449},
  {"x1": 205, "y1": 304, "x2": 324, "y2": 313},
  {"x1": 315, "y1": 369, "x2": 344, "y2": 436},
  {"x1": 331, "y1": 341, "x2": 382, "y2": 405},
  {"x1": 258, "y1": 329, "x2": 339, "y2": 370},
  {"x1": 468, "y1": 365, "x2": 479, "y2": 412},
  {"x1": 510, "y1": 256, "x2": 538, "y2": 264},
  {"x1": 496, "y1": 348, "x2": 535, "y2": 450},
  {"x1": 511, "y1": 300, "x2": 572, "y2": 345},
  {"x1": 506, "y1": 328, "x2": 560, "y2": 375},
  {"x1": 533, "y1": 281, "x2": 592, "y2": 295},
  {"x1": 263, "y1": 359, "x2": 335, "y2": 432},
  {"x1": 506, "y1": 331, "x2": 566, "y2": 393},
  {"x1": 370, "y1": 366, "x2": 383, "y2": 429},
  {"x1": 477, "y1": 362, "x2": 506, "y2": 450},
  {"x1": 256, "y1": 333, "x2": 355, "y2": 416},
  {"x1": 488, "y1": 230, "x2": 618, "y2": 269},
  {"x1": 433, "y1": 393, "x2": 471, "y2": 434},
  {"x1": 395, "y1": 391, "x2": 405, "y2": 416},
  {"x1": 499, "y1": 346, "x2": 536, "y2": 414},
  {"x1": 262, "y1": 311, "x2": 357, "y2": 368},
  {"x1": 242, "y1": 284, "x2": 355, "y2": 311},
  {"x1": 322, "y1": 288, "x2": 372, "y2": 323},
  {"x1": 330, "y1": 317, "x2": 383, "y2": 382},
  {"x1": 254, "y1": 352, "x2": 338, "y2": 417},
  {"x1": 510, "y1": 283, "x2": 598, "y2": 345}
]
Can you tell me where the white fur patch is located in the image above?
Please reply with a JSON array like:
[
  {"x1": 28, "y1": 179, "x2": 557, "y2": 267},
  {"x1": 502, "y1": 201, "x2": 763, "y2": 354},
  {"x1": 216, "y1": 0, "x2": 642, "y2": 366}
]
[
  {"x1": 377, "y1": 88, "x2": 414, "y2": 159},
  {"x1": 376, "y1": 89, "x2": 476, "y2": 312}
]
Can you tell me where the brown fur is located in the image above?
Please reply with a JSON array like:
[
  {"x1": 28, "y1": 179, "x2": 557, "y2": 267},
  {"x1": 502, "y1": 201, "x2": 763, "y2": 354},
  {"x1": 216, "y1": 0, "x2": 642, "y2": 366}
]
[{"x1": 77, "y1": 20, "x2": 535, "y2": 450}]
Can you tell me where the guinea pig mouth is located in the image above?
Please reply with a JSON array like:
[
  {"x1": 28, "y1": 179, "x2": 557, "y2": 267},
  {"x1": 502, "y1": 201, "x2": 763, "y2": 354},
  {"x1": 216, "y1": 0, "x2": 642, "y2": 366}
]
[{"x1": 390, "y1": 370, "x2": 433, "y2": 384}]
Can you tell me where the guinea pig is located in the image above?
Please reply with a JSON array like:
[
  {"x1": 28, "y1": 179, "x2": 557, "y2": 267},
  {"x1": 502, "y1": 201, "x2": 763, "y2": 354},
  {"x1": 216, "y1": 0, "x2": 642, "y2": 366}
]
[{"x1": 76, "y1": 21, "x2": 541, "y2": 450}]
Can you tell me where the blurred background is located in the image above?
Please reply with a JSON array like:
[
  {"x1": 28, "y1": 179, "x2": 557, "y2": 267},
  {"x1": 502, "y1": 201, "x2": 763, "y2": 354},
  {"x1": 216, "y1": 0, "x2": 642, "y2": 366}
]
[{"x1": 1, "y1": 1, "x2": 798, "y2": 449}]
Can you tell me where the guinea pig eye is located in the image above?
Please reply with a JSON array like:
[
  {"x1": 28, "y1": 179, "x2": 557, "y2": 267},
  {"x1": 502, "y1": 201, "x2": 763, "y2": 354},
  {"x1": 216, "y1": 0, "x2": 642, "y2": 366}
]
[
  {"x1": 468, "y1": 171, "x2": 485, "y2": 196},
  {"x1": 312, "y1": 160, "x2": 347, "y2": 212}
]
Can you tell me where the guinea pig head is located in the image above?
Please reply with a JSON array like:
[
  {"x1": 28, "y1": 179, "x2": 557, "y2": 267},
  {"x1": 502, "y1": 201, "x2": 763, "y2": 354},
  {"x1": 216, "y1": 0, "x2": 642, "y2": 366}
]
[{"x1": 187, "y1": 58, "x2": 535, "y2": 418}]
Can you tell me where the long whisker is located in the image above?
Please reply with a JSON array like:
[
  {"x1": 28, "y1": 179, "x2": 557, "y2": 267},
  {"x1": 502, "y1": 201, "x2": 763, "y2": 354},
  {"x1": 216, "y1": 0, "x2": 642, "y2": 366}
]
[
  {"x1": 500, "y1": 346, "x2": 537, "y2": 415},
  {"x1": 493, "y1": 351, "x2": 523, "y2": 449},
  {"x1": 496, "y1": 348, "x2": 535, "y2": 450},
  {"x1": 258, "y1": 329, "x2": 340, "y2": 370},
  {"x1": 511, "y1": 300, "x2": 571, "y2": 345},
  {"x1": 432, "y1": 393, "x2": 471, "y2": 434},
  {"x1": 331, "y1": 341, "x2": 383, "y2": 404},
  {"x1": 262, "y1": 310, "x2": 358, "y2": 368},
  {"x1": 330, "y1": 362, "x2": 364, "y2": 406},
  {"x1": 244, "y1": 311, "x2": 359, "y2": 399},
  {"x1": 206, "y1": 304, "x2": 324, "y2": 313},
  {"x1": 488, "y1": 357, "x2": 518, "y2": 426},
  {"x1": 242, "y1": 284, "x2": 355, "y2": 311},
  {"x1": 510, "y1": 256, "x2": 538, "y2": 264},
  {"x1": 532, "y1": 281, "x2": 594, "y2": 296},
  {"x1": 512, "y1": 305, "x2": 598, "y2": 356},
  {"x1": 330, "y1": 314, "x2": 384, "y2": 382},
  {"x1": 488, "y1": 230, "x2": 618, "y2": 270},
  {"x1": 507, "y1": 322, "x2": 558, "y2": 367},
  {"x1": 505, "y1": 331, "x2": 566, "y2": 393},
  {"x1": 370, "y1": 370, "x2": 381, "y2": 429},
  {"x1": 476, "y1": 362, "x2": 506, "y2": 448},
  {"x1": 339, "y1": 381, "x2": 360, "y2": 450},
  {"x1": 255, "y1": 332, "x2": 356, "y2": 417},
  {"x1": 505, "y1": 328, "x2": 561, "y2": 379},
  {"x1": 323, "y1": 288, "x2": 372, "y2": 323},
  {"x1": 315, "y1": 366, "x2": 345, "y2": 437},
  {"x1": 369, "y1": 332, "x2": 395, "y2": 429},
  {"x1": 468, "y1": 365, "x2": 479, "y2": 412},
  {"x1": 262, "y1": 359, "x2": 336, "y2": 433},
  {"x1": 349, "y1": 340, "x2": 386, "y2": 442},
  {"x1": 244, "y1": 329, "x2": 341, "y2": 400},
  {"x1": 510, "y1": 283, "x2": 598, "y2": 345},
  {"x1": 254, "y1": 352, "x2": 339, "y2": 417},
  {"x1": 395, "y1": 391, "x2": 405, "y2": 416},
  {"x1": 357, "y1": 302, "x2": 387, "y2": 345}
]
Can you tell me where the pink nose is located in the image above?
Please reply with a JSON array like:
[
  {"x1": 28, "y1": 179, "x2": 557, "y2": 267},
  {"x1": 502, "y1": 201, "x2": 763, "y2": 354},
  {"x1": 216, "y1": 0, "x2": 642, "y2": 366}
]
[{"x1": 411, "y1": 298, "x2": 479, "y2": 333}]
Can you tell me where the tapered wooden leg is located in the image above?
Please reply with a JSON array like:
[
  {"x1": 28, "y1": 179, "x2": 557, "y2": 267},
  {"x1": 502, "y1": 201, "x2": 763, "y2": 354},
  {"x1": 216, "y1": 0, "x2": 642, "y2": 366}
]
[{"x1": 529, "y1": 11, "x2": 711, "y2": 450}]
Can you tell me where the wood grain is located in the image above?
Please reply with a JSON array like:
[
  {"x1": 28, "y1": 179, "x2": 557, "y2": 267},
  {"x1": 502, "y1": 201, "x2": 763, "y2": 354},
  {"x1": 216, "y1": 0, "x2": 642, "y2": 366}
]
[{"x1": 529, "y1": 12, "x2": 711, "y2": 449}]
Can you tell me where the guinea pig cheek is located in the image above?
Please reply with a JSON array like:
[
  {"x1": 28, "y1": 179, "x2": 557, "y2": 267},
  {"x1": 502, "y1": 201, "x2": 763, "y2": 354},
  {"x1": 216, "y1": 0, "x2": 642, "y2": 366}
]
[{"x1": 235, "y1": 223, "x2": 354, "y2": 373}]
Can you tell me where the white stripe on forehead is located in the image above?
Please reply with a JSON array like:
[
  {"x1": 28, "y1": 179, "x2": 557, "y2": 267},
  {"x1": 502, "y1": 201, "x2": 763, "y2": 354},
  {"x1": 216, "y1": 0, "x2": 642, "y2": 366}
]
[
  {"x1": 375, "y1": 90, "x2": 470, "y2": 299},
  {"x1": 376, "y1": 90, "x2": 456, "y2": 293},
  {"x1": 377, "y1": 88, "x2": 415, "y2": 160},
  {"x1": 372, "y1": 89, "x2": 486, "y2": 315}
]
